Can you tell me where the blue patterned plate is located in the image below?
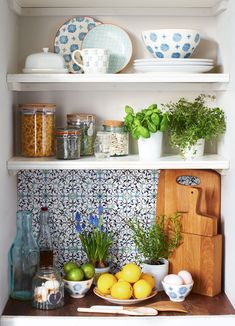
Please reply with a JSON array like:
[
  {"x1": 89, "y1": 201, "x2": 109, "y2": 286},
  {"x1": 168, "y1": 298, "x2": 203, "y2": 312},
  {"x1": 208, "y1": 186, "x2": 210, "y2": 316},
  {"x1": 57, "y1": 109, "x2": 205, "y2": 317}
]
[
  {"x1": 54, "y1": 16, "x2": 102, "y2": 73},
  {"x1": 82, "y1": 24, "x2": 132, "y2": 73}
]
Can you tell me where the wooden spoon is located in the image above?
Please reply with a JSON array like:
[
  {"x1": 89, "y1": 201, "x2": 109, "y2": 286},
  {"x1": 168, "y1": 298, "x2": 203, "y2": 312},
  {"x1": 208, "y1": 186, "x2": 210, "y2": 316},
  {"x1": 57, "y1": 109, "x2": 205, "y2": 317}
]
[{"x1": 77, "y1": 306, "x2": 158, "y2": 316}]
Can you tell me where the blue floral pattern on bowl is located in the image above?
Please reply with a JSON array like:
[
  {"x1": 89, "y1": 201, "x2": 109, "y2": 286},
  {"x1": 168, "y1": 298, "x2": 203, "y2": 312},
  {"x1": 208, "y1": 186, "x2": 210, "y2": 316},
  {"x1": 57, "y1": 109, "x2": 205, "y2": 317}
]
[
  {"x1": 64, "y1": 278, "x2": 93, "y2": 298},
  {"x1": 54, "y1": 16, "x2": 102, "y2": 73},
  {"x1": 162, "y1": 280, "x2": 194, "y2": 302},
  {"x1": 142, "y1": 29, "x2": 200, "y2": 59}
]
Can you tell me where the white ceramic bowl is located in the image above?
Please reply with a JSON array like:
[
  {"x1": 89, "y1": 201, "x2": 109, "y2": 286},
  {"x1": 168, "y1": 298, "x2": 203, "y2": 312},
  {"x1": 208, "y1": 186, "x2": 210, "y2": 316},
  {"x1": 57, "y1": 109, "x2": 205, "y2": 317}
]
[
  {"x1": 64, "y1": 278, "x2": 93, "y2": 298},
  {"x1": 162, "y1": 280, "x2": 194, "y2": 302},
  {"x1": 142, "y1": 29, "x2": 200, "y2": 59}
]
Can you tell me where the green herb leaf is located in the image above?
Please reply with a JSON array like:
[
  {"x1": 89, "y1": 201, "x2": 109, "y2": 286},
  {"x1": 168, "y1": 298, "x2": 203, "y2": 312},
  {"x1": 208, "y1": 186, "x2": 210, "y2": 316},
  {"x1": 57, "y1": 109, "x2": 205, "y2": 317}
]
[
  {"x1": 125, "y1": 105, "x2": 134, "y2": 114},
  {"x1": 138, "y1": 126, "x2": 150, "y2": 138}
]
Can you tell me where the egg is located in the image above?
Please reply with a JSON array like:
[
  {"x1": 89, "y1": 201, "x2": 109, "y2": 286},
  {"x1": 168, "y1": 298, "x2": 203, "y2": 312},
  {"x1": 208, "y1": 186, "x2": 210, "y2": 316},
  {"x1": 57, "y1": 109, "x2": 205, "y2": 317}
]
[
  {"x1": 163, "y1": 274, "x2": 184, "y2": 285},
  {"x1": 178, "y1": 270, "x2": 193, "y2": 284}
]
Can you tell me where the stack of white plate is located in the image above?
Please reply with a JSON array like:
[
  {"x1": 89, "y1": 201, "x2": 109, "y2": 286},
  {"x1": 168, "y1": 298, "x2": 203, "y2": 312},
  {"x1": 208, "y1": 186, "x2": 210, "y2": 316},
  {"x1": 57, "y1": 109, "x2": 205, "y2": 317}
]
[{"x1": 133, "y1": 58, "x2": 214, "y2": 73}]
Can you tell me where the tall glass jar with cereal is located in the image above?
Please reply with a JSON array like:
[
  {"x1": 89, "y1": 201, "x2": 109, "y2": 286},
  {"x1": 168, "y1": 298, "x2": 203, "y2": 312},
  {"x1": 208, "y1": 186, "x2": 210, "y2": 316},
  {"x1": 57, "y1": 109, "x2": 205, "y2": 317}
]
[{"x1": 19, "y1": 104, "x2": 56, "y2": 157}]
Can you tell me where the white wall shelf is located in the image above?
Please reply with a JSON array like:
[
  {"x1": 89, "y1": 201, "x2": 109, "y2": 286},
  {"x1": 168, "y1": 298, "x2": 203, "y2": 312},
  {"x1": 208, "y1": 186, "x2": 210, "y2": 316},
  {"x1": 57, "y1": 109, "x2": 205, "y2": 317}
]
[
  {"x1": 7, "y1": 73, "x2": 230, "y2": 92},
  {"x1": 8, "y1": 0, "x2": 229, "y2": 17},
  {"x1": 7, "y1": 155, "x2": 230, "y2": 174}
]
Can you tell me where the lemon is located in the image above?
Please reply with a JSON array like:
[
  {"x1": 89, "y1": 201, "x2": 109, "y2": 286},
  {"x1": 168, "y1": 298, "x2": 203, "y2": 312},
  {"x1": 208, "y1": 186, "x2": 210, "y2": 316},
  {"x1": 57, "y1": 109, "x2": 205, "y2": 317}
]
[
  {"x1": 111, "y1": 281, "x2": 133, "y2": 300},
  {"x1": 121, "y1": 263, "x2": 141, "y2": 283},
  {"x1": 115, "y1": 271, "x2": 124, "y2": 280},
  {"x1": 133, "y1": 279, "x2": 152, "y2": 299},
  {"x1": 97, "y1": 273, "x2": 117, "y2": 295},
  {"x1": 140, "y1": 273, "x2": 155, "y2": 289}
]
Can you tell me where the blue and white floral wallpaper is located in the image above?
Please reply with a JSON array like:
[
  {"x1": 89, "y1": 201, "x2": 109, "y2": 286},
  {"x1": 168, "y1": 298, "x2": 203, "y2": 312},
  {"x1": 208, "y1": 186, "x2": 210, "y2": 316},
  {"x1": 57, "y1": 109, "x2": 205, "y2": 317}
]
[{"x1": 17, "y1": 170, "x2": 160, "y2": 272}]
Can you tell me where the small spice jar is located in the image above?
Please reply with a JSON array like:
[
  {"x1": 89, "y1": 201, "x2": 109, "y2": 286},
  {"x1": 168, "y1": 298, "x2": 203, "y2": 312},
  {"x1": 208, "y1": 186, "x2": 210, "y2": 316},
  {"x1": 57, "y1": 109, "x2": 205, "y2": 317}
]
[
  {"x1": 94, "y1": 131, "x2": 111, "y2": 158},
  {"x1": 67, "y1": 113, "x2": 95, "y2": 156},
  {"x1": 19, "y1": 104, "x2": 56, "y2": 157},
  {"x1": 103, "y1": 120, "x2": 129, "y2": 156},
  {"x1": 32, "y1": 267, "x2": 64, "y2": 310},
  {"x1": 55, "y1": 128, "x2": 81, "y2": 160}
]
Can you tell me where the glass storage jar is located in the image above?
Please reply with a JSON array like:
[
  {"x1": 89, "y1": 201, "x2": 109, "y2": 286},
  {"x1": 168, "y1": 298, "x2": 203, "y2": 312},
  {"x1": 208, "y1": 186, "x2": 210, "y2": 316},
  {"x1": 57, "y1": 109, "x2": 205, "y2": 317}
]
[
  {"x1": 94, "y1": 131, "x2": 111, "y2": 158},
  {"x1": 55, "y1": 128, "x2": 81, "y2": 160},
  {"x1": 32, "y1": 267, "x2": 64, "y2": 310},
  {"x1": 103, "y1": 120, "x2": 129, "y2": 156},
  {"x1": 19, "y1": 104, "x2": 56, "y2": 157},
  {"x1": 67, "y1": 113, "x2": 95, "y2": 156}
]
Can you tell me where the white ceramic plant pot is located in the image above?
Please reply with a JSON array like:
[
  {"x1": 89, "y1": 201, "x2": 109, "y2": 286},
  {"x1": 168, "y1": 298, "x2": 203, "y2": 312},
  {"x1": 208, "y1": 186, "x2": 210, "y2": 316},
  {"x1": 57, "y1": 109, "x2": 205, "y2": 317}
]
[
  {"x1": 142, "y1": 259, "x2": 169, "y2": 291},
  {"x1": 183, "y1": 139, "x2": 205, "y2": 160},
  {"x1": 94, "y1": 266, "x2": 110, "y2": 285},
  {"x1": 138, "y1": 131, "x2": 163, "y2": 160}
]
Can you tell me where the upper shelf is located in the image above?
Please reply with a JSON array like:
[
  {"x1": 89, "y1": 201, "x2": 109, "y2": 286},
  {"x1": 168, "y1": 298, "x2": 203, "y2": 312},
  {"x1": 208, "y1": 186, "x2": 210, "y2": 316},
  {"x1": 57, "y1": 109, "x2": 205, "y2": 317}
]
[
  {"x1": 8, "y1": 0, "x2": 229, "y2": 16},
  {"x1": 7, "y1": 73, "x2": 230, "y2": 92},
  {"x1": 7, "y1": 155, "x2": 230, "y2": 174}
]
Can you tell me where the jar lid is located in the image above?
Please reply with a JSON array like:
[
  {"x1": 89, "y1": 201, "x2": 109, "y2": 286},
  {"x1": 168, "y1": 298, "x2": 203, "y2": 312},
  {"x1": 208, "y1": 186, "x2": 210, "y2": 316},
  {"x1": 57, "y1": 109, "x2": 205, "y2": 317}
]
[
  {"x1": 67, "y1": 113, "x2": 95, "y2": 121},
  {"x1": 19, "y1": 104, "x2": 56, "y2": 111},
  {"x1": 103, "y1": 120, "x2": 124, "y2": 127},
  {"x1": 55, "y1": 128, "x2": 81, "y2": 135}
]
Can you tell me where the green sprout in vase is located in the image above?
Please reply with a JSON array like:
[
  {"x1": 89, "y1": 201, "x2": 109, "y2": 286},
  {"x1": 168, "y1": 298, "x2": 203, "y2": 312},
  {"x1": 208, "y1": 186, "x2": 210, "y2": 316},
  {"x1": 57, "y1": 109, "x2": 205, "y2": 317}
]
[{"x1": 75, "y1": 205, "x2": 112, "y2": 268}]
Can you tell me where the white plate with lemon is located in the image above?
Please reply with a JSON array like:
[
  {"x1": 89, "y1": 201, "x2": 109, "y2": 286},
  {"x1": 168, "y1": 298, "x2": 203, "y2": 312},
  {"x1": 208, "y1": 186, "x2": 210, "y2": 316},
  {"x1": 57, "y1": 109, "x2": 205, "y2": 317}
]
[
  {"x1": 94, "y1": 263, "x2": 157, "y2": 305},
  {"x1": 93, "y1": 287, "x2": 157, "y2": 305}
]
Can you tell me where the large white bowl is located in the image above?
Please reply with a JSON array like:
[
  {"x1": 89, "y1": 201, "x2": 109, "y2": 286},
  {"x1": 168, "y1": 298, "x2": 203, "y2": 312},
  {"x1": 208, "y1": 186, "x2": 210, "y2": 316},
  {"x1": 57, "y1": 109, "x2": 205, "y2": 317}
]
[
  {"x1": 142, "y1": 29, "x2": 200, "y2": 59},
  {"x1": 64, "y1": 278, "x2": 93, "y2": 298},
  {"x1": 162, "y1": 280, "x2": 194, "y2": 302}
]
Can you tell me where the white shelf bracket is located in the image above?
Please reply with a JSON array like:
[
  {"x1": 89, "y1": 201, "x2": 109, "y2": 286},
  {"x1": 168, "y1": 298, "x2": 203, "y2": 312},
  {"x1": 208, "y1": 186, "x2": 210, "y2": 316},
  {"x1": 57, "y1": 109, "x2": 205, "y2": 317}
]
[
  {"x1": 8, "y1": 0, "x2": 22, "y2": 15},
  {"x1": 212, "y1": 0, "x2": 228, "y2": 16}
]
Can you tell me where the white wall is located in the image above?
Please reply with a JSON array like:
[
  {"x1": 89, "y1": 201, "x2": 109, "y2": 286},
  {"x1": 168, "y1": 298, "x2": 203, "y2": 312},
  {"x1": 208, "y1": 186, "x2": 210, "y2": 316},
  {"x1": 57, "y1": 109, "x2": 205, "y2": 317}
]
[
  {"x1": 0, "y1": 0, "x2": 18, "y2": 313},
  {"x1": 216, "y1": 1, "x2": 235, "y2": 308}
]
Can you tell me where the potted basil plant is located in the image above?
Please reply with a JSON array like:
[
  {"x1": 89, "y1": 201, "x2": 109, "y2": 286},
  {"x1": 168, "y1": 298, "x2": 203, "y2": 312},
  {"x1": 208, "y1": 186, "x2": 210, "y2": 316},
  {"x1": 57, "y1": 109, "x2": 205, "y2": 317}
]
[
  {"x1": 75, "y1": 205, "x2": 112, "y2": 283},
  {"x1": 129, "y1": 213, "x2": 182, "y2": 291},
  {"x1": 124, "y1": 104, "x2": 169, "y2": 160},
  {"x1": 163, "y1": 94, "x2": 226, "y2": 159}
]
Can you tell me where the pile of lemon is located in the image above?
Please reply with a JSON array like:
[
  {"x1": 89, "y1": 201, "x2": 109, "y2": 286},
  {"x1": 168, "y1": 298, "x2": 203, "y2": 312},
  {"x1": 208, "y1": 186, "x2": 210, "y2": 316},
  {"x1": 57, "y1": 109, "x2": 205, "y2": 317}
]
[{"x1": 97, "y1": 263, "x2": 155, "y2": 300}]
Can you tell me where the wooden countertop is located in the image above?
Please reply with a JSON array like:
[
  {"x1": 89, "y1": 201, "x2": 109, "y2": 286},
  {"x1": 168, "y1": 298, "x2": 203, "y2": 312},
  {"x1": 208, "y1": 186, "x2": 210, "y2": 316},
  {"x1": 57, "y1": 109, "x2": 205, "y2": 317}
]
[{"x1": 2, "y1": 289, "x2": 235, "y2": 317}]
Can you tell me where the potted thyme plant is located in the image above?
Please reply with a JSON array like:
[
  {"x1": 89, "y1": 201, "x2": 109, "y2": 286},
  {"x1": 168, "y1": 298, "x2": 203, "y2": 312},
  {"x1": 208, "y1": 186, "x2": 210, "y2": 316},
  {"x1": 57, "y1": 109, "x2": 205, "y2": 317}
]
[
  {"x1": 124, "y1": 104, "x2": 169, "y2": 160},
  {"x1": 75, "y1": 205, "x2": 112, "y2": 283},
  {"x1": 129, "y1": 213, "x2": 182, "y2": 291},
  {"x1": 163, "y1": 94, "x2": 226, "y2": 159}
]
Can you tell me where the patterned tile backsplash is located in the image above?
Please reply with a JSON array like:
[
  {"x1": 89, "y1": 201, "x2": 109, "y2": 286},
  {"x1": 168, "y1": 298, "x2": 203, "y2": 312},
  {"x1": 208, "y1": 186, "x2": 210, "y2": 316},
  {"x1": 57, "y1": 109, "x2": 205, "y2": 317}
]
[{"x1": 17, "y1": 170, "x2": 160, "y2": 272}]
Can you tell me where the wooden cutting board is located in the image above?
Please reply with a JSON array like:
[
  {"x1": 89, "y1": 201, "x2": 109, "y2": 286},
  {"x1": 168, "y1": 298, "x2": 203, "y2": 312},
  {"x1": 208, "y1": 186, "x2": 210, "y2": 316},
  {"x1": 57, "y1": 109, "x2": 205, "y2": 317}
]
[{"x1": 157, "y1": 170, "x2": 222, "y2": 297}]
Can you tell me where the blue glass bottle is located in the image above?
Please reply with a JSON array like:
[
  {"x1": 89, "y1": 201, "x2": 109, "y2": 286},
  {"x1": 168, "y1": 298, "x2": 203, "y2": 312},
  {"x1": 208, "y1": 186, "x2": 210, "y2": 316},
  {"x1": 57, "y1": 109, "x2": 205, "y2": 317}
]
[{"x1": 9, "y1": 211, "x2": 39, "y2": 300}]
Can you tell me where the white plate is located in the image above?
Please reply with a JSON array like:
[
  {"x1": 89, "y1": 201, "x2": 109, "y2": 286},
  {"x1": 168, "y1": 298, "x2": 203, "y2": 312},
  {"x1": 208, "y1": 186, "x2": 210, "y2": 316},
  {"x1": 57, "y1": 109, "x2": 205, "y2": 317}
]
[
  {"x1": 134, "y1": 65, "x2": 214, "y2": 73},
  {"x1": 134, "y1": 58, "x2": 214, "y2": 64},
  {"x1": 134, "y1": 62, "x2": 214, "y2": 67},
  {"x1": 93, "y1": 287, "x2": 158, "y2": 305},
  {"x1": 22, "y1": 68, "x2": 68, "y2": 74}
]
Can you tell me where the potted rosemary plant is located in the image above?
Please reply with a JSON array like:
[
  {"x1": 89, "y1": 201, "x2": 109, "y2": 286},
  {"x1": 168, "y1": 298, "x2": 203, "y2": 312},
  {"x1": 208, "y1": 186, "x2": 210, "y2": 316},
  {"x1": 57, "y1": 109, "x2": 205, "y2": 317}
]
[
  {"x1": 75, "y1": 206, "x2": 112, "y2": 283},
  {"x1": 129, "y1": 213, "x2": 182, "y2": 291},
  {"x1": 124, "y1": 104, "x2": 169, "y2": 160},
  {"x1": 163, "y1": 94, "x2": 226, "y2": 159}
]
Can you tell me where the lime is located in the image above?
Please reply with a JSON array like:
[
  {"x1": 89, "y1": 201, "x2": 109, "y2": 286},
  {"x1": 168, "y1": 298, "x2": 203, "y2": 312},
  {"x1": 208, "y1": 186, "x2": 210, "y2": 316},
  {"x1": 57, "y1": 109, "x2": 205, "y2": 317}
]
[
  {"x1": 64, "y1": 261, "x2": 79, "y2": 275},
  {"x1": 66, "y1": 267, "x2": 84, "y2": 281},
  {"x1": 81, "y1": 263, "x2": 95, "y2": 279}
]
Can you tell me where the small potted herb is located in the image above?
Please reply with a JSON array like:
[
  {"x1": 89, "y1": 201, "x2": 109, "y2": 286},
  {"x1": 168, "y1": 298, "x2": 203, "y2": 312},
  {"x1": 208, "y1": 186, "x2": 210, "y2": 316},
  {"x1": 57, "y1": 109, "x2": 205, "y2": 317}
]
[
  {"x1": 124, "y1": 104, "x2": 169, "y2": 160},
  {"x1": 163, "y1": 94, "x2": 226, "y2": 159},
  {"x1": 129, "y1": 213, "x2": 182, "y2": 291},
  {"x1": 75, "y1": 206, "x2": 112, "y2": 283}
]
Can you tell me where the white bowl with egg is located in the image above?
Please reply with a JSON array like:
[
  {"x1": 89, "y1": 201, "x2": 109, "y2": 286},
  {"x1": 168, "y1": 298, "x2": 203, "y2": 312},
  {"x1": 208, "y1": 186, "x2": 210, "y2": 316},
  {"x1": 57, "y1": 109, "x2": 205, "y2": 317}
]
[{"x1": 162, "y1": 271, "x2": 194, "y2": 302}]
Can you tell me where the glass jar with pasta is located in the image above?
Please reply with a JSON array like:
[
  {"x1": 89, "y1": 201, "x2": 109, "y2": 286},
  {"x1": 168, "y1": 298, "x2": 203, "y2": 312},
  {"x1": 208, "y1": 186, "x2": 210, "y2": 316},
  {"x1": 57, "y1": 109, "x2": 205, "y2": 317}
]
[{"x1": 19, "y1": 104, "x2": 56, "y2": 157}]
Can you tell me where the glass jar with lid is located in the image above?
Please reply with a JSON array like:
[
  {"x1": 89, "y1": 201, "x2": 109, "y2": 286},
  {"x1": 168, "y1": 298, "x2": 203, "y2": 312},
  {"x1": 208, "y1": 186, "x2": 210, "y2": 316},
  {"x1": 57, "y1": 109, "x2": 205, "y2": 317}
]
[
  {"x1": 19, "y1": 104, "x2": 56, "y2": 157},
  {"x1": 67, "y1": 113, "x2": 95, "y2": 156},
  {"x1": 103, "y1": 120, "x2": 129, "y2": 156},
  {"x1": 32, "y1": 266, "x2": 64, "y2": 310},
  {"x1": 55, "y1": 128, "x2": 81, "y2": 160}
]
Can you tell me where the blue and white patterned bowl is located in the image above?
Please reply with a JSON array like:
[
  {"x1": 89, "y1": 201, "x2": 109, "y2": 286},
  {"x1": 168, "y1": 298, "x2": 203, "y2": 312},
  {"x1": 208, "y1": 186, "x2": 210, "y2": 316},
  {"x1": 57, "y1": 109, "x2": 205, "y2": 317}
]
[
  {"x1": 162, "y1": 280, "x2": 194, "y2": 302},
  {"x1": 64, "y1": 278, "x2": 93, "y2": 298},
  {"x1": 142, "y1": 29, "x2": 200, "y2": 59}
]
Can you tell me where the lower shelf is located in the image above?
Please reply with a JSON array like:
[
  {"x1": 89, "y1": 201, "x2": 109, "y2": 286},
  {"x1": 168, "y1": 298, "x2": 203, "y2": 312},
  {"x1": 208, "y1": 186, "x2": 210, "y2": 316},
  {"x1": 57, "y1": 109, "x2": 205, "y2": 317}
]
[
  {"x1": 2, "y1": 290, "x2": 235, "y2": 318},
  {"x1": 7, "y1": 155, "x2": 229, "y2": 173}
]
